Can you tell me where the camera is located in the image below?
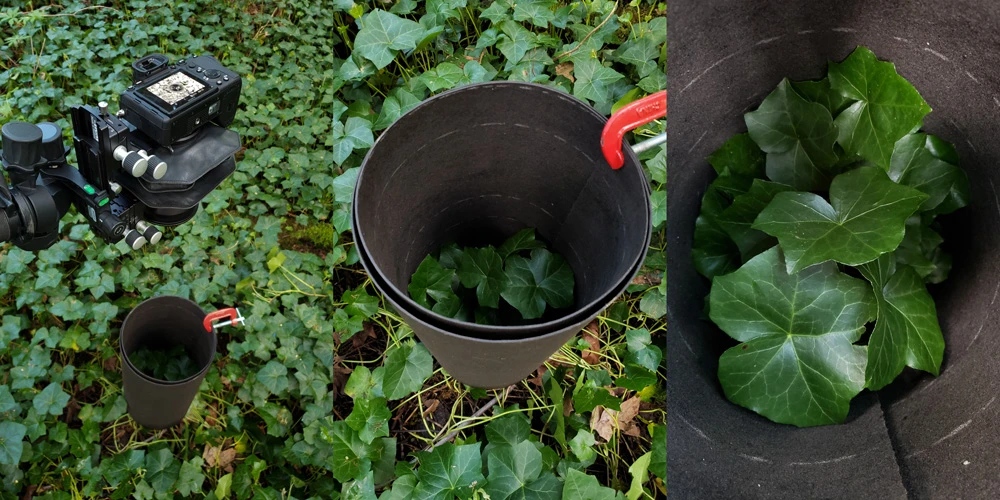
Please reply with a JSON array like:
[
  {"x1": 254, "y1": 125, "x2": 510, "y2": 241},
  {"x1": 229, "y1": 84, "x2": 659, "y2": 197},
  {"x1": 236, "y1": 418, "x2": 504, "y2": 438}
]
[{"x1": 0, "y1": 53, "x2": 242, "y2": 251}]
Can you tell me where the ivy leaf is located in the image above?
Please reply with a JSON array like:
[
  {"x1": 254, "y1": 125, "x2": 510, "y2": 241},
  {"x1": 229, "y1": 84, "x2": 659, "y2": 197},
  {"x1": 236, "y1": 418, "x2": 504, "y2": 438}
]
[
  {"x1": 343, "y1": 285, "x2": 379, "y2": 318},
  {"x1": 625, "y1": 328, "x2": 662, "y2": 372},
  {"x1": 485, "y1": 412, "x2": 531, "y2": 446},
  {"x1": 649, "y1": 424, "x2": 666, "y2": 480},
  {"x1": 568, "y1": 431, "x2": 597, "y2": 463},
  {"x1": 354, "y1": 10, "x2": 427, "y2": 69},
  {"x1": 753, "y1": 167, "x2": 928, "y2": 274},
  {"x1": 333, "y1": 117, "x2": 375, "y2": 166},
  {"x1": 33, "y1": 382, "x2": 70, "y2": 416},
  {"x1": 856, "y1": 254, "x2": 945, "y2": 390},
  {"x1": 101, "y1": 449, "x2": 144, "y2": 487},
  {"x1": 497, "y1": 228, "x2": 546, "y2": 260},
  {"x1": 34, "y1": 268, "x2": 63, "y2": 290},
  {"x1": 422, "y1": 62, "x2": 467, "y2": 92},
  {"x1": 563, "y1": 468, "x2": 620, "y2": 500},
  {"x1": 615, "y1": 36, "x2": 660, "y2": 78},
  {"x1": 176, "y1": 458, "x2": 206, "y2": 496},
  {"x1": 888, "y1": 133, "x2": 970, "y2": 214},
  {"x1": 485, "y1": 441, "x2": 561, "y2": 500},
  {"x1": 716, "y1": 179, "x2": 793, "y2": 259},
  {"x1": 744, "y1": 78, "x2": 840, "y2": 191},
  {"x1": 791, "y1": 77, "x2": 851, "y2": 116},
  {"x1": 625, "y1": 452, "x2": 651, "y2": 500},
  {"x1": 333, "y1": 167, "x2": 361, "y2": 204},
  {"x1": 345, "y1": 397, "x2": 391, "y2": 445},
  {"x1": 382, "y1": 341, "x2": 433, "y2": 400},
  {"x1": 343, "y1": 470, "x2": 377, "y2": 500},
  {"x1": 650, "y1": 190, "x2": 665, "y2": 228},
  {"x1": 0, "y1": 422, "x2": 26, "y2": 465},
  {"x1": 513, "y1": 0, "x2": 557, "y2": 28},
  {"x1": 330, "y1": 421, "x2": 371, "y2": 483},
  {"x1": 408, "y1": 255, "x2": 457, "y2": 308},
  {"x1": 829, "y1": 46, "x2": 932, "y2": 169},
  {"x1": 413, "y1": 443, "x2": 485, "y2": 499},
  {"x1": 497, "y1": 20, "x2": 539, "y2": 68},
  {"x1": 895, "y1": 216, "x2": 951, "y2": 283},
  {"x1": 572, "y1": 58, "x2": 625, "y2": 104},
  {"x1": 457, "y1": 246, "x2": 506, "y2": 308},
  {"x1": 256, "y1": 360, "x2": 289, "y2": 396},
  {"x1": 709, "y1": 247, "x2": 874, "y2": 427},
  {"x1": 692, "y1": 187, "x2": 741, "y2": 280},
  {"x1": 502, "y1": 249, "x2": 575, "y2": 319},
  {"x1": 706, "y1": 133, "x2": 765, "y2": 178},
  {"x1": 145, "y1": 448, "x2": 180, "y2": 492}
]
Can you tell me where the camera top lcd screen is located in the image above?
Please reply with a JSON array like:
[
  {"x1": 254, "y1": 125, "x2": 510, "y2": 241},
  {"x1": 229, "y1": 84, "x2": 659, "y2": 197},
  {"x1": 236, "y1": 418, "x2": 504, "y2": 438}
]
[{"x1": 137, "y1": 71, "x2": 211, "y2": 113}]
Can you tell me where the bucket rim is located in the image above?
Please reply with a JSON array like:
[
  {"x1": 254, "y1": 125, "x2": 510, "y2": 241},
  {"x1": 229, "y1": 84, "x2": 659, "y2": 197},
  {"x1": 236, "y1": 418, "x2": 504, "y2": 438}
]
[
  {"x1": 352, "y1": 81, "x2": 654, "y2": 334},
  {"x1": 119, "y1": 295, "x2": 217, "y2": 386}
]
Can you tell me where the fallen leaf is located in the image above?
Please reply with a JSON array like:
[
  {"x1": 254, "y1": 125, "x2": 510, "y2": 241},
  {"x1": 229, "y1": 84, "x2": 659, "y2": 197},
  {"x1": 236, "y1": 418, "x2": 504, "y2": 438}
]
[
  {"x1": 422, "y1": 398, "x2": 441, "y2": 419},
  {"x1": 581, "y1": 320, "x2": 601, "y2": 365},
  {"x1": 528, "y1": 366, "x2": 547, "y2": 387},
  {"x1": 618, "y1": 396, "x2": 641, "y2": 425},
  {"x1": 590, "y1": 396, "x2": 642, "y2": 441},
  {"x1": 218, "y1": 448, "x2": 236, "y2": 469},
  {"x1": 556, "y1": 61, "x2": 575, "y2": 82},
  {"x1": 203, "y1": 444, "x2": 221, "y2": 467},
  {"x1": 352, "y1": 323, "x2": 377, "y2": 349},
  {"x1": 563, "y1": 395, "x2": 574, "y2": 417},
  {"x1": 631, "y1": 274, "x2": 661, "y2": 287},
  {"x1": 590, "y1": 406, "x2": 615, "y2": 442}
]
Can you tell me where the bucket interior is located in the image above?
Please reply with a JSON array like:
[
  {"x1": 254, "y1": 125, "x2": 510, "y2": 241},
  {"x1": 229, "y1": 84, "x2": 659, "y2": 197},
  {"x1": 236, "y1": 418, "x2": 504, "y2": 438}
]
[
  {"x1": 121, "y1": 297, "x2": 216, "y2": 383},
  {"x1": 669, "y1": 2, "x2": 1000, "y2": 497},
  {"x1": 354, "y1": 82, "x2": 650, "y2": 331}
]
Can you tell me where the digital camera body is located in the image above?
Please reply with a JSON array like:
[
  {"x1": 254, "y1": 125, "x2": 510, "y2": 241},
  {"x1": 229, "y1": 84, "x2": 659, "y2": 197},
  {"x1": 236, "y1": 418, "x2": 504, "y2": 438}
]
[
  {"x1": 120, "y1": 54, "x2": 241, "y2": 145},
  {"x1": 0, "y1": 53, "x2": 243, "y2": 251}
]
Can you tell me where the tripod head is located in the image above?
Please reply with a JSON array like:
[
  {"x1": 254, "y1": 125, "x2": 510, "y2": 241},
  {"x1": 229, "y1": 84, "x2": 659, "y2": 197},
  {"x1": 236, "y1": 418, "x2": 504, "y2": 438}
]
[{"x1": 0, "y1": 53, "x2": 242, "y2": 251}]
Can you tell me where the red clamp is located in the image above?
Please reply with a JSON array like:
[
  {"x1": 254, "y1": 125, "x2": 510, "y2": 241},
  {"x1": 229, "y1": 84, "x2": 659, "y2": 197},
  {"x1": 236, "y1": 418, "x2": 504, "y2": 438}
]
[
  {"x1": 600, "y1": 90, "x2": 667, "y2": 169},
  {"x1": 203, "y1": 307, "x2": 245, "y2": 332}
]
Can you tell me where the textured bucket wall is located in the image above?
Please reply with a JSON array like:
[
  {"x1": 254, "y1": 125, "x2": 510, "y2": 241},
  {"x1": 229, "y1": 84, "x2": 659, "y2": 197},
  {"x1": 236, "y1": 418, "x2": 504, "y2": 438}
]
[
  {"x1": 120, "y1": 296, "x2": 216, "y2": 429},
  {"x1": 668, "y1": 1, "x2": 1000, "y2": 498}
]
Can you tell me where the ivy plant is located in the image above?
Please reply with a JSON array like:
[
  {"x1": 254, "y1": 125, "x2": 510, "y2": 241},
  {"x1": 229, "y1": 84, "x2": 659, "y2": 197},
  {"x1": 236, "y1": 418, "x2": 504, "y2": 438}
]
[
  {"x1": 692, "y1": 46, "x2": 969, "y2": 427},
  {"x1": 409, "y1": 229, "x2": 575, "y2": 324}
]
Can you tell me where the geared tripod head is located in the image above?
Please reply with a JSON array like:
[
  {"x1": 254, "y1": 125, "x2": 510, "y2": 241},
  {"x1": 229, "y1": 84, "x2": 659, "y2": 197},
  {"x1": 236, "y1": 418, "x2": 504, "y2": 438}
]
[{"x1": 0, "y1": 53, "x2": 242, "y2": 251}]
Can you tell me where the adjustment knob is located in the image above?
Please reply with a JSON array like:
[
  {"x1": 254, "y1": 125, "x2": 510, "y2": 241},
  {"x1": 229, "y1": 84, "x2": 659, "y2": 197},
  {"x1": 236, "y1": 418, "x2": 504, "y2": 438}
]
[
  {"x1": 144, "y1": 154, "x2": 168, "y2": 179},
  {"x1": 37, "y1": 122, "x2": 64, "y2": 163},
  {"x1": 1, "y1": 122, "x2": 43, "y2": 167},
  {"x1": 136, "y1": 221, "x2": 162, "y2": 245},
  {"x1": 113, "y1": 145, "x2": 148, "y2": 177},
  {"x1": 123, "y1": 229, "x2": 147, "y2": 250}
]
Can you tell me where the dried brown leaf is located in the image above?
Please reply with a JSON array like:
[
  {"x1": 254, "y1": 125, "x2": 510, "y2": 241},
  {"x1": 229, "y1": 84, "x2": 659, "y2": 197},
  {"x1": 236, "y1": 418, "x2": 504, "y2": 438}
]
[
  {"x1": 581, "y1": 320, "x2": 601, "y2": 365},
  {"x1": 556, "y1": 61, "x2": 575, "y2": 82}
]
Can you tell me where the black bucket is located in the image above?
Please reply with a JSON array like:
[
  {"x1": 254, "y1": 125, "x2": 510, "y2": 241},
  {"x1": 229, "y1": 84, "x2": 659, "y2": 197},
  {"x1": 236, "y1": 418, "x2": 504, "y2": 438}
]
[
  {"x1": 353, "y1": 82, "x2": 651, "y2": 387},
  {"x1": 119, "y1": 296, "x2": 217, "y2": 429},
  {"x1": 670, "y1": 2, "x2": 1000, "y2": 498}
]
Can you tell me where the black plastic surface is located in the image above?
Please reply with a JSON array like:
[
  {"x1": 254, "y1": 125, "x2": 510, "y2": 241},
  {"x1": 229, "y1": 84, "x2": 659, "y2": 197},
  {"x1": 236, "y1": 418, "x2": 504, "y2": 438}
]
[{"x1": 669, "y1": 1, "x2": 1000, "y2": 497}]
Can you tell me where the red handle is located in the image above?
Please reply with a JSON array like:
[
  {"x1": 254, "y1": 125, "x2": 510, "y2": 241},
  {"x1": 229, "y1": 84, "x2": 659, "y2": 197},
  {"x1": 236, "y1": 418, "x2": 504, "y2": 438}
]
[
  {"x1": 600, "y1": 90, "x2": 667, "y2": 169},
  {"x1": 203, "y1": 308, "x2": 240, "y2": 332}
]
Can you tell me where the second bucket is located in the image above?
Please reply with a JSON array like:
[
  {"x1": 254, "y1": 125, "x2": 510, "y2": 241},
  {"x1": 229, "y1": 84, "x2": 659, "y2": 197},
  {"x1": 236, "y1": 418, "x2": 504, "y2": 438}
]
[{"x1": 119, "y1": 296, "x2": 241, "y2": 429}]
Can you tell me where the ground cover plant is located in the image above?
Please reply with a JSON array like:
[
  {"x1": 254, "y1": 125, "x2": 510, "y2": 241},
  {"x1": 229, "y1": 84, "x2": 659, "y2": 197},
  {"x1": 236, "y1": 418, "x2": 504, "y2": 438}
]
[
  {"x1": 1, "y1": 0, "x2": 337, "y2": 497},
  {"x1": 409, "y1": 230, "x2": 576, "y2": 324},
  {"x1": 332, "y1": 0, "x2": 665, "y2": 498},
  {"x1": 691, "y1": 46, "x2": 970, "y2": 427}
]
